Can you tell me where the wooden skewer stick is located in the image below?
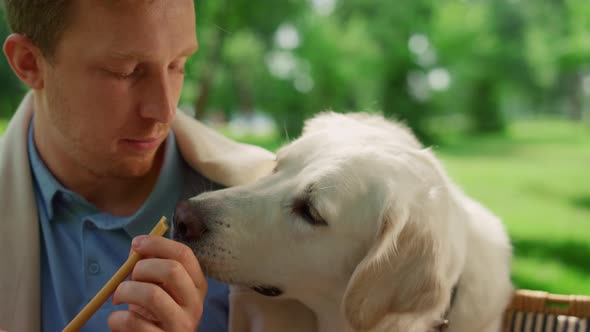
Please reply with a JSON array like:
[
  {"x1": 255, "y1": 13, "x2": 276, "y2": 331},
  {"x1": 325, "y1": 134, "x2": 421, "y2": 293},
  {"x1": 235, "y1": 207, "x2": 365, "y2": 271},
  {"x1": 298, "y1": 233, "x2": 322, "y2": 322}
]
[{"x1": 62, "y1": 216, "x2": 169, "y2": 332}]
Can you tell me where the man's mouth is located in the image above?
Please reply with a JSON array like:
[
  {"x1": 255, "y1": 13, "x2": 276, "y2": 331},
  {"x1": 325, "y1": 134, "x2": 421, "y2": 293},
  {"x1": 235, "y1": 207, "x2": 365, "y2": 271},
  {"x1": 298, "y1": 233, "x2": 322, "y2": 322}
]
[
  {"x1": 251, "y1": 285, "x2": 283, "y2": 297},
  {"x1": 121, "y1": 137, "x2": 161, "y2": 152}
]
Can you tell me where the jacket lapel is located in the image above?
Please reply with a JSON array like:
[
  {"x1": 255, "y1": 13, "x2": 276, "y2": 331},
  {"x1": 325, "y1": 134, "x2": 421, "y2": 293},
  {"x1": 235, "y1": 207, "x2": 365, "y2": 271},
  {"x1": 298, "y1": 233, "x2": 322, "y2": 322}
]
[{"x1": 0, "y1": 92, "x2": 41, "y2": 332}]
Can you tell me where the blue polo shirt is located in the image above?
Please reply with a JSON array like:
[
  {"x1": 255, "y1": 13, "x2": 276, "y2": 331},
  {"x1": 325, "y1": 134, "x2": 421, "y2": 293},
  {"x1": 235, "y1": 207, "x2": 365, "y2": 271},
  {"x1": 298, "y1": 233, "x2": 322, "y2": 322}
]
[{"x1": 28, "y1": 122, "x2": 229, "y2": 331}]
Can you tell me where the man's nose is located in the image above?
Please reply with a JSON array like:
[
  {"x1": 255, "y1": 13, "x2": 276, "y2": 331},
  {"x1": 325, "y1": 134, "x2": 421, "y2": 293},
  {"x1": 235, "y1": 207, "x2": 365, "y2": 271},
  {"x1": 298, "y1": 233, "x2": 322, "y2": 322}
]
[
  {"x1": 173, "y1": 200, "x2": 209, "y2": 243},
  {"x1": 139, "y1": 74, "x2": 176, "y2": 123}
]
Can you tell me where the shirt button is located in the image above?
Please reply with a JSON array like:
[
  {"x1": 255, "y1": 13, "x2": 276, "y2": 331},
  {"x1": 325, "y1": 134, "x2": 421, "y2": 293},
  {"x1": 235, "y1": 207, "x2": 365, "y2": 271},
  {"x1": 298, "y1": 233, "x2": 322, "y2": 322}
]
[{"x1": 88, "y1": 261, "x2": 101, "y2": 275}]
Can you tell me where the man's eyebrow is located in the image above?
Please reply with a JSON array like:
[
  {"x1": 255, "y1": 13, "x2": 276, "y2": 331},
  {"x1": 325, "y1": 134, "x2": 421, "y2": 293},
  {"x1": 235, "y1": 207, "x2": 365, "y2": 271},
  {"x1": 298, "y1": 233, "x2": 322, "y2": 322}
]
[
  {"x1": 109, "y1": 50, "x2": 146, "y2": 61},
  {"x1": 109, "y1": 44, "x2": 199, "y2": 61}
]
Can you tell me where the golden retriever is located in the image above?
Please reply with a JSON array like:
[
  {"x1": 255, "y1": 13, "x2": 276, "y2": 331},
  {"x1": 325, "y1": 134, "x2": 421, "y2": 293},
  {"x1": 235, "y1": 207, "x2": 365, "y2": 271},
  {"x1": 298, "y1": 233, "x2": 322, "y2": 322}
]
[{"x1": 173, "y1": 112, "x2": 513, "y2": 332}]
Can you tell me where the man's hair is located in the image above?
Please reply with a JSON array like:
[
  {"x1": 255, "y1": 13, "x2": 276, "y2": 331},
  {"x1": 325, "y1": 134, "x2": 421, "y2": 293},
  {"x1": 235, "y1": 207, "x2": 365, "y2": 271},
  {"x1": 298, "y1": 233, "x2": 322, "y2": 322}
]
[{"x1": 3, "y1": 0, "x2": 72, "y2": 60}]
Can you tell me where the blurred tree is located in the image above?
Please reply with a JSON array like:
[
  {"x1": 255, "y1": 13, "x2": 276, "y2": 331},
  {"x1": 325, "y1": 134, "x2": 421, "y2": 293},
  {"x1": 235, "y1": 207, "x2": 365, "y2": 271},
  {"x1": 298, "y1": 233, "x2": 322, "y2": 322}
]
[
  {"x1": 0, "y1": 6, "x2": 26, "y2": 118},
  {"x1": 430, "y1": 0, "x2": 535, "y2": 134},
  {"x1": 553, "y1": 0, "x2": 590, "y2": 121},
  {"x1": 1, "y1": 0, "x2": 589, "y2": 136},
  {"x1": 336, "y1": 0, "x2": 437, "y2": 142},
  {"x1": 185, "y1": 0, "x2": 307, "y2": 121},
  {"x1": 520, "y1": 0, "x2": 589, "y2": 121},
  {"x1": 265, "y1": 10, "x2": 383, "y2": 136}
]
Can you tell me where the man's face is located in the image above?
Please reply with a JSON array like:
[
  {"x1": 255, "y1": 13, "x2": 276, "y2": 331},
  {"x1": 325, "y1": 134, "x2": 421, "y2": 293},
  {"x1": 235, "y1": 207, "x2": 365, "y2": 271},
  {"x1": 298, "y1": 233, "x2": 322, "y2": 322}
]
[{"x1": 37, "y1": 0, "x2": 198, "y2": 178}]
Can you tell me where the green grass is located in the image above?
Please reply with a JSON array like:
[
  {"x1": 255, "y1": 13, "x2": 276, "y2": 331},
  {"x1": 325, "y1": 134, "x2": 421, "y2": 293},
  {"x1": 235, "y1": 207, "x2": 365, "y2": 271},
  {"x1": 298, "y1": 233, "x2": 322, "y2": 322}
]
[
  {"x1": 229, "y1": 119, "x2": 590, "y2": 296},
  {"x1": 0, "y1": 118, "x2": 7, "y2": 135},
  {"x1": 436, "y1": 120, "x2": 590, "y2": 295}
]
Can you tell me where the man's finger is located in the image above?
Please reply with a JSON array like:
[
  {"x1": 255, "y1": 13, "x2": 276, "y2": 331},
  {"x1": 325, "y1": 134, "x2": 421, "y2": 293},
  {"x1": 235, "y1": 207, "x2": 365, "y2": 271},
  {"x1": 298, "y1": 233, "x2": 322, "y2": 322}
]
[
  {"x1": 132, "y1": 258, "x2": 205, "y2": 306},
  {"x1": 132, "y1": 235, "x2": 207, "y2": 292},
  {"x1": 112, "y1": 281, "x2": 180, "y2": 324},
  {"x1": 108, "y1": 310, "x2": 163, "y2": 332}
]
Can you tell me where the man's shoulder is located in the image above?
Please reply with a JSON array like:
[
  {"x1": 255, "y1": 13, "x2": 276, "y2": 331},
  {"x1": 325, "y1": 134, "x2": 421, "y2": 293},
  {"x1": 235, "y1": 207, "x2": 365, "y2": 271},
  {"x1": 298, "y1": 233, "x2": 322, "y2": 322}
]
[
  {"x1": 0, "y1": 124, "x2": 15, "y2": 164},
  {"x1": 0, "y1": 115, "x2": 24, "y2": 161},
  {"x1": 0, "y1": 125, "x2": 11, "y2": 143}
]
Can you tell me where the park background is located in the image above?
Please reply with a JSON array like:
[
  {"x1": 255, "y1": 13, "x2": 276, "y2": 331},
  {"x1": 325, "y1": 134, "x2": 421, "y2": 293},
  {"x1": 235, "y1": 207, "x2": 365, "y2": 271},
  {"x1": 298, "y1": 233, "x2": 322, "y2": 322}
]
[{"x1": 1, "y1": 1, "x2": 589, "y2": 295}]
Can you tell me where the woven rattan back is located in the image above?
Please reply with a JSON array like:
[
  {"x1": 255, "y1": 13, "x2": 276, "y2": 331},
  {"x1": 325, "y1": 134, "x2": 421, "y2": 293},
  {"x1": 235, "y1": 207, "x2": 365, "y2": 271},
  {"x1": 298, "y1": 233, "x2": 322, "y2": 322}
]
[{"x1": 504, "y1": 290, "x2": 590, "y2": 332}]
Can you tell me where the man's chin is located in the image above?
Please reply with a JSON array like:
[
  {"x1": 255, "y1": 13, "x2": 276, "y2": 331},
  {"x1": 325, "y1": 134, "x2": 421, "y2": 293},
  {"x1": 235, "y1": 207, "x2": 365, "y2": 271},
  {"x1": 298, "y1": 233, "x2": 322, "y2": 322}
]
[{"x1": 106, "y1": 157, "x2": 158, "y2": 178}]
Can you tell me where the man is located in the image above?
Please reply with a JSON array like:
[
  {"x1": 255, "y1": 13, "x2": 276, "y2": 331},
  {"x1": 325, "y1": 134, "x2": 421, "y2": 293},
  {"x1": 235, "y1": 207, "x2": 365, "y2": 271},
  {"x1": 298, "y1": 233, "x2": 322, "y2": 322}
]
[{"x1": 0, "y1": 1, "x2": 275, "y2": 331}]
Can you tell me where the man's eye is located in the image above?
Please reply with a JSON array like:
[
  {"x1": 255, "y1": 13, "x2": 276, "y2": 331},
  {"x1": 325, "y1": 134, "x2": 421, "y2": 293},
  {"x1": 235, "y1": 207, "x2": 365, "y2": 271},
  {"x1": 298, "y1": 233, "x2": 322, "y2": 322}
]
[
  {"x1": 110, "y1": 67, "x2": 143, "y2": 80},
  {"x1": 291, "y1": 198, "x2": 328, "y2": 227},
  {"x1": 169, "y1": 62, "x2": 186, "y2": 74}
]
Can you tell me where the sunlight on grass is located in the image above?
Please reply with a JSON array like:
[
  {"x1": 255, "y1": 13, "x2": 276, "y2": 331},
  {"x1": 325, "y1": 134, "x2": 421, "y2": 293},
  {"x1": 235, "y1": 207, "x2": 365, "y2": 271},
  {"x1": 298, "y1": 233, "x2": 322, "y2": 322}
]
[
  {"x1": 0, "y1": 118, "x2": 7, "y2": 135},
  {"x1": 437, "y1": 119, "x2": 590, "y2": 295},
  {"x1": 512, "y1": 256, "x2": 590, "y2": 295},
  {"x1": 509, "y1": 120, "x2": 590, "y2": 145}
]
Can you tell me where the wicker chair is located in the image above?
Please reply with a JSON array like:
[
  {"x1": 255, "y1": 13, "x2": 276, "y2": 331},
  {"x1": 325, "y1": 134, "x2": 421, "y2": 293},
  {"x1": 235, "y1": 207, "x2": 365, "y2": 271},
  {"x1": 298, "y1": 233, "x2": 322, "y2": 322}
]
[{"x1": 503, "y1": 290, "x2": 590, "y2": 332}]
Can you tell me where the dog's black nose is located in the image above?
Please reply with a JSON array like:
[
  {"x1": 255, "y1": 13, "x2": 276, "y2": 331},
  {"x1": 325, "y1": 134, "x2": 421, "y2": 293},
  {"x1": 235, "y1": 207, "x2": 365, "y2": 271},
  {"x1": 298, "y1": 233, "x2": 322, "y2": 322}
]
[{"x1": 173, "y1": 200, "x2": 209, "y2": 242}]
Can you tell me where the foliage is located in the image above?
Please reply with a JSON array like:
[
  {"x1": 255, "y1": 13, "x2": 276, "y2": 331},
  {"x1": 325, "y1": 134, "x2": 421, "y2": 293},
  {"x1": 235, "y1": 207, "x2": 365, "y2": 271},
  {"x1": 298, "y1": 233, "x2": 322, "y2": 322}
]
[
  {"x1": 439, "y1": 119, "x2": 590, "y2": 295},
  {"x1": 1, "y1": 1, "x2": 589, "y2": 140},
  {"x1": 0, "y1": 117, "x2": 7, "y2": 134},
  {"x1": 0, "y1": 6, "x2": 26, "y2": 118}
]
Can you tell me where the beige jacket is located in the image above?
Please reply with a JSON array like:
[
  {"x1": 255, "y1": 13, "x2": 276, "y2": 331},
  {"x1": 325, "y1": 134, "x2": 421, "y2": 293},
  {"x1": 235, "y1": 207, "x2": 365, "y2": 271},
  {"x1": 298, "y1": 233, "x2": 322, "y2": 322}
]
[{"x1": 0, "y1": 92, "x2": 313, "y2": 331}]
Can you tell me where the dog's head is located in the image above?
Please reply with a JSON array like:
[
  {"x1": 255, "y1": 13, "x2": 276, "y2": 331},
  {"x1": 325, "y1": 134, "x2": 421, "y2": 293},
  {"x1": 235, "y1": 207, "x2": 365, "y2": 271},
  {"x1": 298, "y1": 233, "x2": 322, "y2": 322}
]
[{"x1": 174, "y1": 112, "x2": 465, "y2": 330}]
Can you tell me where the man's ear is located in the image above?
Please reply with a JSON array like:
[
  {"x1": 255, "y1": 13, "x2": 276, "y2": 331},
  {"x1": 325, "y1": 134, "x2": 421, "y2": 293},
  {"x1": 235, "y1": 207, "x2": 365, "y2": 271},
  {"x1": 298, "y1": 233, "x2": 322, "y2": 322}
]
[
  {"x1": 341, "y1": 202, "x2": 449, "y2": 331},
  {"x1": 3, "y1": 33, "x2": 46, "y2": 89}
]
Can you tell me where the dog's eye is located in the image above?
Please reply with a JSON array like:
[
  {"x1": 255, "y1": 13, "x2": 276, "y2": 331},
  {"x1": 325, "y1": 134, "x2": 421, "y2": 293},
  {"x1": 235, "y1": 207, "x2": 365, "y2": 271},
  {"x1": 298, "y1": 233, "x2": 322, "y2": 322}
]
[{"x1": 292, "y1": 199, "x2": 327, "y2": 227}]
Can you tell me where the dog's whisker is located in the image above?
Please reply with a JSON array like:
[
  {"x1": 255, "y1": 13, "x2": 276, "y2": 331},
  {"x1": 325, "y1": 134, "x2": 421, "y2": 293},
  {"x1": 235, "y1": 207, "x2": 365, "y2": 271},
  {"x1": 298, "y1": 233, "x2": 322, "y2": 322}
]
[
  {"x1": 282, "y1": 122, "x2": 290, "y2": 143},
  {"x1": 315, "y1": 185, "x2": 339, "y2": 191}
]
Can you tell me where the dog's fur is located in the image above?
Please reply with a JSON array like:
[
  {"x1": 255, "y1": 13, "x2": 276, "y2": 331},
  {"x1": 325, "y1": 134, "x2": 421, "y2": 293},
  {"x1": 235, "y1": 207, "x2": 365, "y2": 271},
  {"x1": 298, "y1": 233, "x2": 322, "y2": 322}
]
[{"x1": 175, "y1": 112, "x2": 513, "y2": 332}]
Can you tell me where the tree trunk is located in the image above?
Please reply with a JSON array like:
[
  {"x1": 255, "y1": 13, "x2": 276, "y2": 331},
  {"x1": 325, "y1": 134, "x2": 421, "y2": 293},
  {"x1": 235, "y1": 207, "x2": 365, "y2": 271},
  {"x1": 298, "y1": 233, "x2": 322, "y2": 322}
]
[
  {"x1": 568, "y1": 72, "x2": 583, "y2": 121},
  {"x1": 469, "y1": 80, "x2": 505, "y2": 134},
  {"x1": 382, "y1": 63, "x2": 433, "y2": 144},
  {"x1": 194, "y1": 25, "x2": 227, "y2": 120}
]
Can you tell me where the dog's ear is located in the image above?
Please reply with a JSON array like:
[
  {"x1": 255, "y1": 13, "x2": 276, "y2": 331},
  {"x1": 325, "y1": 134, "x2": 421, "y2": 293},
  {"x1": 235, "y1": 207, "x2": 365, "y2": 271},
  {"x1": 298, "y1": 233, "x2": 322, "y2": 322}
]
[{"x1": 342, "y1": 201, "x2": 448, "y2": 330}]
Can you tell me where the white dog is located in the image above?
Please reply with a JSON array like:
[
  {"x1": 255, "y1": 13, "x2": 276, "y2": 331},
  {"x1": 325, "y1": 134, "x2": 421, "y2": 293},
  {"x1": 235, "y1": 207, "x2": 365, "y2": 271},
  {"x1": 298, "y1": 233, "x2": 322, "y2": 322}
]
[{"x1": 173, "y1": 112, "x2": 513, "y2": 332}]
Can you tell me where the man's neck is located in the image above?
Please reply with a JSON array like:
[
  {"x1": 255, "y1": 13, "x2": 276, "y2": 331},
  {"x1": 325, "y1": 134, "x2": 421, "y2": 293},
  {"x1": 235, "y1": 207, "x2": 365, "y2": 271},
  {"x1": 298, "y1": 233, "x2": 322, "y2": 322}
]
[
  {"x1": 53, "y1": 150, "x2": 163, "y2": 216},
  {"x1": 73, "y1": 152, "x2": 164, "y2": 216}
]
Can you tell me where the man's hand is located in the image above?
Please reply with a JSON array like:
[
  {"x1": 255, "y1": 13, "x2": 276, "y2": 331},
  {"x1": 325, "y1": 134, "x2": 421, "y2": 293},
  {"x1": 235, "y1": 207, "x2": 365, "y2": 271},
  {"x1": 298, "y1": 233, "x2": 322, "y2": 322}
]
[{"x1": 108, "y1": 235, "x2": 207, "y2": 331}]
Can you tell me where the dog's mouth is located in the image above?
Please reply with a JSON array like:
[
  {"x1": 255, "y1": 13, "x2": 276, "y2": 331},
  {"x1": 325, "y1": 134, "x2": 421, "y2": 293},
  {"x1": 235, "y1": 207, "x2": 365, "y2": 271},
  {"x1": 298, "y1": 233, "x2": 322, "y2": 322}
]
[{"x1": 251, "y1": 285, "x2": 283, "y2": 297}]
